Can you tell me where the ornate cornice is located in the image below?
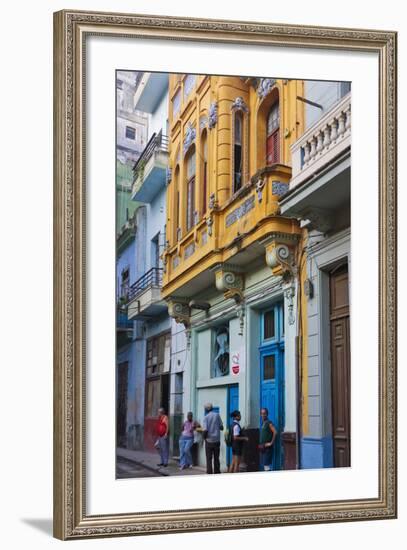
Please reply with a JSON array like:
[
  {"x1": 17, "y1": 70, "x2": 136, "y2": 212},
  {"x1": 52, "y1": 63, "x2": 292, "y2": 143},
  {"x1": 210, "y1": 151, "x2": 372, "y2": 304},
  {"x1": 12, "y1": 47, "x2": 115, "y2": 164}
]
[{"x1": 66, "y1": 10, "x2": 397, "y2": 46}]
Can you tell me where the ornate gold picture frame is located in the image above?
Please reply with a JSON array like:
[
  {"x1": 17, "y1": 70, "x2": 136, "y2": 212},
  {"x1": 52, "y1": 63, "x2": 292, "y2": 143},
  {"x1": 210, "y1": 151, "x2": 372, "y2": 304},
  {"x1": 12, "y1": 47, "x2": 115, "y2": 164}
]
[{"x1": 53, "y1": 9, "x2": 397, "y2": 540}]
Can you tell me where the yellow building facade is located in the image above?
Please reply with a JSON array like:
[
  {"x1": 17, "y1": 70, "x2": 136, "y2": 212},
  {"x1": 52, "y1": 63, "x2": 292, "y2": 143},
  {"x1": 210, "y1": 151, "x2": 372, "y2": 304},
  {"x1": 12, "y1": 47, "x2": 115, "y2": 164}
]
[{"x1": 162, "y1": 75, "x2": 305, "y2": 299}]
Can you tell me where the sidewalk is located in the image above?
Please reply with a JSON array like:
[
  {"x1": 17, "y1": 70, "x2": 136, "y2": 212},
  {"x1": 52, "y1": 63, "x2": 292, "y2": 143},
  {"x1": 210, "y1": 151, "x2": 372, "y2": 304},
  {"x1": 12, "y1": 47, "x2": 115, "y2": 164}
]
[{"x1": 117, "y1": 447, "x2": 207, "y2": 477}]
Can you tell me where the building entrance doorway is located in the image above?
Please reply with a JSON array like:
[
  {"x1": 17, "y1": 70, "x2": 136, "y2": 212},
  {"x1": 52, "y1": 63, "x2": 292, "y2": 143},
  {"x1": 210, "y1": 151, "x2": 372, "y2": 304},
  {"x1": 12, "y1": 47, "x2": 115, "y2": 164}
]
[
  {"x1": 329, "y1": 264, "x2": 351, "y2": 467},
  {"x1": 144, "y1": 332, "x2": 171, "y2": 451},
  {"x1": 226, "y1": 384, "x2": 239, "y2": 467},
  {"x1": 259, "y1": 302, "x2": 285, "y2": 470}
]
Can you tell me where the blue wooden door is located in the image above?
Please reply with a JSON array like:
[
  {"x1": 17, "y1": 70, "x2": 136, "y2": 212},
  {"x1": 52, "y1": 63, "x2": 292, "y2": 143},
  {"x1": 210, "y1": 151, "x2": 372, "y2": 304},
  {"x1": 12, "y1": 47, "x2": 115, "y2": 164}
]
[
  {"x1": 227, "y1": 385, "x2": 239, "y2": 466},
  {"x1": 260, "y1": 303, "x2": 285, "y2": 470}
]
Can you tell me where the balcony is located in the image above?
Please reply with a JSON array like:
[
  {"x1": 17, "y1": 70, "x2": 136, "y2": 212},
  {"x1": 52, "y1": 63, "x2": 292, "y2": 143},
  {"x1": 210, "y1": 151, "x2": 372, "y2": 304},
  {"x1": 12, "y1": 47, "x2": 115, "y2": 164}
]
[
  {"x1": 162, "y1": 164, "x2": 301, "y2": 299},
  {"x1": 126, "y1": 268, "x2": 167, "y2": 320},
  {"x1": 280, "y1": 93, "x2": 351, "y2": 231},
  {"x1": 131, "y1": 132, "x2": 169, "y2": 203},
  {"x1": 133, "y1": 72, "x2": 169, "y2": 113}
]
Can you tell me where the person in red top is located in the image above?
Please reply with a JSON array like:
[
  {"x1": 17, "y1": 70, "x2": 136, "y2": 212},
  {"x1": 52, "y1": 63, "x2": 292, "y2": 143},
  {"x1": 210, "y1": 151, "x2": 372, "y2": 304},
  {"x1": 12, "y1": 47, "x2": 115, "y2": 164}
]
[{"x1": 155, "y1": 407, "x2": 169, "y2": 467}]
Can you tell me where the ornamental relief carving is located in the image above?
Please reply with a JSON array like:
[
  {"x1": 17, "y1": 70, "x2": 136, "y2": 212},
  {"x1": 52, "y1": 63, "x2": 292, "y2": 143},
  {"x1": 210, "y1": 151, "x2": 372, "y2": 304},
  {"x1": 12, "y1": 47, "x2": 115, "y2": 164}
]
[
  {"x1": 215, "y1": 269, "x2": 244, "y2": 302},
  {"x1": 257, "y1": 78, "x2": 276, "y2": 99},
  {"x1": 165, "y1": 167, "x2": 172, "y2": 185},
  {"x1": 183, "y1": 122, "x2": 196, "y2": 155},
  {"x1": 215, "y1": 268, "x2": 246, "y2": 334},
  {"x1": 231, "y1": 96, "x2": 249, "y2": 113},
  {"x1": 265, "y1": 242, "x2": 297, "y2": 281},
  {"x1": 208, "y1": 101, "x2": 218, "y2": 128}
]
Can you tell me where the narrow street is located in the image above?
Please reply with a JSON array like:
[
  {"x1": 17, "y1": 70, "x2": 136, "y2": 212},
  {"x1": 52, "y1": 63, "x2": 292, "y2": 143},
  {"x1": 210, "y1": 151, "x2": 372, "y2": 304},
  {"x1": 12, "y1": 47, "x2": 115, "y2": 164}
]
[
  {"x1": 116, "y1": 455, "x2": 162, "y2": 479},
  {"x1": 116, "y1": 447, "x2": 207, "y2": 478}
]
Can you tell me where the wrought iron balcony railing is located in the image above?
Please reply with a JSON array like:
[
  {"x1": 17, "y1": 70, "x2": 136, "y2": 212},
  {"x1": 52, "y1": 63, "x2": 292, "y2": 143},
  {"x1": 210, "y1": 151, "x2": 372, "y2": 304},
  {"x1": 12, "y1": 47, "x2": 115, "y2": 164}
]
[
  {"x1": 127, "y1": 267, "x2": 163, "y2": 302},
  {"x1": 132, "y1": 131, "x2": 169, "y2": 180}
]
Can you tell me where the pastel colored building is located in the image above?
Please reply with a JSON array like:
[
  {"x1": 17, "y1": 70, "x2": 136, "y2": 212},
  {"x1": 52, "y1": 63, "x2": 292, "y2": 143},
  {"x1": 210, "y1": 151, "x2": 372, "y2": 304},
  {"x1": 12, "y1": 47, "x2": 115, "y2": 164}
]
[
  {"x1": 281, "y1": 81, "x2": 351, "y2": 468},
  {"x1": 116, "y1": 71, "x2": 148, "y2": 450},
  {"x1": 161, "y1": 74, "x2": 351, "y2": 471},
  {"x1": 126, "y1": 73, "x2": 187, "y2": 456}
]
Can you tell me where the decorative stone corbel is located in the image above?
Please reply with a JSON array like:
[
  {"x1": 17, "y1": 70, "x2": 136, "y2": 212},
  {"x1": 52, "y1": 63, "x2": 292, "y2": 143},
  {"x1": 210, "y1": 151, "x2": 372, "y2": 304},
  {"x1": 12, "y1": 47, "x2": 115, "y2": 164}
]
[
  {"x1": 263, "y1": 235, "x2": 299, "y2": 325},
  {"x1": 215, "y1": 270, "x2": 244, "y2": 301},
  {"x1": 167, "y1": 300, "x2": 192, "y2": 348},
  {"x1": 265, "y1": 242, "x2": 297, "y2": 282},
  {"x1": 215, "y1": 268, "x2": 245, "y2": 334}
]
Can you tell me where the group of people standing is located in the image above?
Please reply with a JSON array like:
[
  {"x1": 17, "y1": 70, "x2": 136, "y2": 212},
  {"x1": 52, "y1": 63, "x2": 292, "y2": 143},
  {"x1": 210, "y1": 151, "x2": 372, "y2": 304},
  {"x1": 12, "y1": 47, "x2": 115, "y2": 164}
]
[
  {"x1": 154, "y1": 404, "x2": 277, "y2": 474},
  {"x1": 154, "y1": 407, "x2": 200, "y2": 470}
]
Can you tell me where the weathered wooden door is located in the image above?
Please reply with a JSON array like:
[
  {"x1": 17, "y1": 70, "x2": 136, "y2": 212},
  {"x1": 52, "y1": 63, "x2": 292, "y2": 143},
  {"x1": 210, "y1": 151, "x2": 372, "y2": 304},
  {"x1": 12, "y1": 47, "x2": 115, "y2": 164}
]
[{"x1": 330, "y1": 265, "x2": 351, "y2": 467}]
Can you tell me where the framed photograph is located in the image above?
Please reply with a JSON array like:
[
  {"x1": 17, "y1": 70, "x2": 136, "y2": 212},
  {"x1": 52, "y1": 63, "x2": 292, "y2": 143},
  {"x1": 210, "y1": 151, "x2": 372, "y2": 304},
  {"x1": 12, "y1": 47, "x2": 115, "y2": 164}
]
[{"x1": 53, "y1": 10, "x2": 397, "y2": 540}]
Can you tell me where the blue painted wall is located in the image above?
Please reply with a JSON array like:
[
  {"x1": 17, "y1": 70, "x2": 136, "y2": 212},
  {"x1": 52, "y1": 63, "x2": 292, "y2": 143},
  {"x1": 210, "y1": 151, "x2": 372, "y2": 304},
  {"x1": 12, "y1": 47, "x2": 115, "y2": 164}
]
[
  {"x1": 144, "y1": 186, "x2": 166, "y2": 274},
  {"x1": 116, "y1": 206, "x2": 149, "y2": 450},
  {"x1": 116, "y1": 205, "x2": 148, "y2": 292},
  {"x1": 134, "y1": 205, "x2": 147, "y2": 281},
  {"x1": 117, "y1": 339, "x2": 146, "y2": 450},
  {"x1": 117, "y1": 239, "x2": 136, "y2": 292},
  {"x1": 300, "y1": 436, "x2": 333, "y2": 469}
]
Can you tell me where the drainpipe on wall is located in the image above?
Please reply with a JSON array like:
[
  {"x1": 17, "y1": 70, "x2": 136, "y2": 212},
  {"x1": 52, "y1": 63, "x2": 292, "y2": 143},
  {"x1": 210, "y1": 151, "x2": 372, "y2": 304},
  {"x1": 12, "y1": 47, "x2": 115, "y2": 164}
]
[{"x1": 295, "y1": 335, "x2": 302, "y2": 470}]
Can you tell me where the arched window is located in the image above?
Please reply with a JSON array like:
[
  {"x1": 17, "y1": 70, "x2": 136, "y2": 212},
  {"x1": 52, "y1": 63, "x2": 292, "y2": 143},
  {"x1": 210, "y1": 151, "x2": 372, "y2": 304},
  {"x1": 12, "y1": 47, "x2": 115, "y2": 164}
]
[
  {"x1": 186, "y1": 146, "x2": 196, "y2": 232},
  {"x1": 266, "y1": 101, "x2": 280, "y2": 165},
  {"x1": 233, "y1": 111, "x2": 244, "y2": 193},
  {"x1": 201, "y1": 131, "x2": 208, "y2": 214}
]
